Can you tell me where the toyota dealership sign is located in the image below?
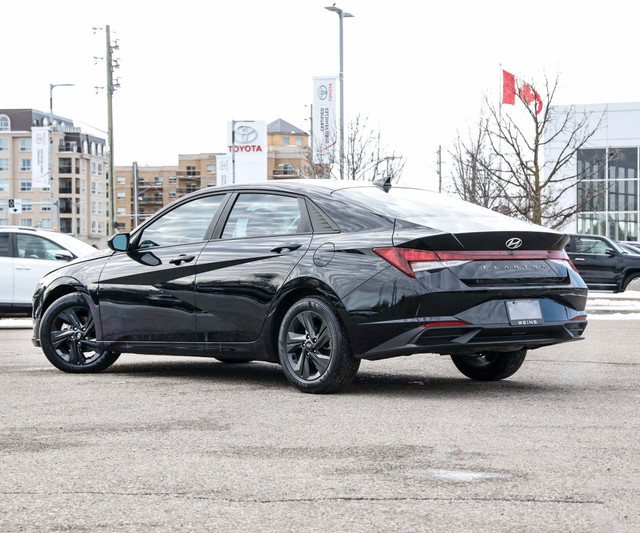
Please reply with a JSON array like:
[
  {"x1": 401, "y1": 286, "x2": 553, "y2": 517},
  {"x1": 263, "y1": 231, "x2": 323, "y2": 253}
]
[{"x1": 223, "y1": 120, "x2": 267, "y2": 183}]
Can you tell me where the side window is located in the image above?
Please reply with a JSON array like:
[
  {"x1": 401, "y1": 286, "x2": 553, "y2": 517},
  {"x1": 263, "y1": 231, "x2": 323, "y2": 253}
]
[
  {"x1": 0, "y1": 234, "x2": 11, "y2": 257},
  {"x1": 221, "y1": 194, "x2": 302, "y2": 239},
  {"x1": 17, "y1": 234, "x2": 65, "y2": 260},
  {"x1": 138, "y1": 195, "x2": 224, "y2": 249},
  {"x1": 575, "y1": 237, "x2": 610, "y2": 255}
]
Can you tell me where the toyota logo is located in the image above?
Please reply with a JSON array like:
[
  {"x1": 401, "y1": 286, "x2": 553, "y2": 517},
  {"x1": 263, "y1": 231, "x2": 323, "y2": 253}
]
[
  {"x1": 317, "y1": 85, "x2": 328, "y2": 101},
  {"x1": 234, "y1": 125, "x2": 258, "y2": 144},
  {"x1": 505, "y1": 238, "x2": 523, "y2": 250}
]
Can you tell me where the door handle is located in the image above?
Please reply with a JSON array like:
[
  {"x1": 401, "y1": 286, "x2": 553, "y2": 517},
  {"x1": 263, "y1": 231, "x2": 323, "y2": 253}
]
[
  {"x1": 574, "y1": 257, "x2": 586, "y2": 261},
  {"x1": 169, "y1": 254, "x2": 196, "y2": 265},
  {"x1": 15, "y1": 266, "x2": 32, "y2": 270},
  {"x1": 271, "y1": 243, "x2": 303, "y2": 254}
]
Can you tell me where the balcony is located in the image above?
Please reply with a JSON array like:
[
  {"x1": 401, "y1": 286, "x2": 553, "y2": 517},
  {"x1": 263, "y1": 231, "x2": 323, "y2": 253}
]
[
  {"x1": 59, "y1": 141, "x2": 79, "y2": 153},
  {"x1": 59, "y1": 179, "x2": 72, "y2": 195},
  {"x1": 138, "y1": 196, "x2": 164, "y2": 204}
]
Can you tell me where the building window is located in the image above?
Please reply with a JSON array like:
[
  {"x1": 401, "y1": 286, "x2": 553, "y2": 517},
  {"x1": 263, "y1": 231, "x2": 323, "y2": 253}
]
[
  {"x1": 0, "y1": 159, "x2": 8, "y2": 171},
  {"x1": 98, "y1": 163, "x2": 103, "y2": 176},
  {"x1": 0, "y1": 139, "x2": 8, "y2": 151},
  {"x1": 20, "y1": 179, "x2": 32, "y2": 192},
  {"x1": 22, "y1": 202, "x2": 32, "y2": 212},
  {"x1": 169, "y1": 176, "x2": 177, "y2": 184},
  {"x1": 154, "y1": 176, "x2": 163, "y2": 184},
  {"x1": 186, "y1": 165, "x2": 197, "y2": 177},
  {"x1": 282, "y1": 137, "x2": 290, "y2": 145},
  {"x1": 117, "y1": 191, "x2": 126, "y2": 199},
  {"x1": 169, "y1": 191, "x2": 176, "y2": 199},
  {"x1": 20, "y1": 218, "x2": 33, "y2": 227},
  {"x1": 91, "y1": 162, "x2": 96, "y2": 175},
  {"x1": 0, "y1": 178, "x2": 8, "y2": 191},
  {"x1": 117, "y1": 207, "x2": 126, "y2": 215},
  {"x1": 295, "y1": 137, "x2": 303, "y2": 146},
  {"x1": 19, "y1": 138, "x2": 32, "y2": 151},
  {"x1": 206, "y1": 164, "x2": 216, "y2": 174},
  {"x1": 41, "y1": 200, "x2": 51, "y2": 212},
  {"x1": 59, "y1": 158, "x2": 72, "y2": 174},
  {"x1": 20, "y1": 159, "x2": 31, "y2": 172},
  {"x1": 117, "y1": 176, "x2": 126, "y2": 184},
  {"x1": 0, "y1": 116, "x2": 9, "y2": 131}
]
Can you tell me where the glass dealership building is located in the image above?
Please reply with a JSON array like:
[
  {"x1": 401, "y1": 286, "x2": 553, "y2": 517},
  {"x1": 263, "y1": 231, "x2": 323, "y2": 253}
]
[{"x1": 549, "y1": 102, "x2": 640, "y2": 241}]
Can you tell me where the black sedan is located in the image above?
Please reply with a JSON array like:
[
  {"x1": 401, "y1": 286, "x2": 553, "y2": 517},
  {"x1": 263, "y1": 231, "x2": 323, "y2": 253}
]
[{"x1": 32, "y1": 180, "x2": 588, "y2": 393}]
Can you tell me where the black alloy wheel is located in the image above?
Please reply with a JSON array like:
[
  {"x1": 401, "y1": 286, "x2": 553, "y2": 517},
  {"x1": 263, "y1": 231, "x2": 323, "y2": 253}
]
[
  {"x1": 278, "y1": 296, "x2": 359, "y2": 393},
  {"x1": 450, "y1": 349, "x2": 527, "y2": 381},
  {"x1": 40, "y1": 293, "x2": 120, "y2": 373}
]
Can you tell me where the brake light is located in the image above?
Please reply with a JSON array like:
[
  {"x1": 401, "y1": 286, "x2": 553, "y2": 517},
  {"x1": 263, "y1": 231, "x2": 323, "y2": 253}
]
[
  {"x1": 373, "y1": 247, "x2": 579, "y2": 277},
  {"x1": 373, "y1": 247, "x2": 439, "y2": 278}
]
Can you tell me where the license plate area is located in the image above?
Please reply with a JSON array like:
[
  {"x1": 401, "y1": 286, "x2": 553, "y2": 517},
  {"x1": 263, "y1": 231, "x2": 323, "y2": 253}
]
[{"x1": 505, "y1": 300, "x2": 542, "y2": 325}]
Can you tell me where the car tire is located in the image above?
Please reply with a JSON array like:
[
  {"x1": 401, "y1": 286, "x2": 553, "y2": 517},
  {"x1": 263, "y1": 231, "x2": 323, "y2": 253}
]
[
  {"x1": 278, "y1": 296, "x2": 360, "y2": 394},
  {"x1": 40, "y1": 293, "x2": 120, "y2": 373},
  {"x1": 450, "y1": 349, "x2": 527, "y2": 381},
  {"x1": 214, "y1": 357, "x2": 253, "y2": 364},
  {"x1": 623, "y1": 273, "x2": 640, "y2": 292}
]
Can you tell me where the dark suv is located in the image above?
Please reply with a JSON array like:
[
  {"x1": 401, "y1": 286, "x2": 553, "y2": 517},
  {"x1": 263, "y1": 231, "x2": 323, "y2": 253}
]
[{"x1": 566, "y1": 234, "x2": 640, "y2": 292}]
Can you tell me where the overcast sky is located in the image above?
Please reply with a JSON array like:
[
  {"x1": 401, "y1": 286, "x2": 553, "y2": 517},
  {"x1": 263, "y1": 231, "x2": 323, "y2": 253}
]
[{"x1": 2, "y1": 0, "x2": 639, "y2": 189}]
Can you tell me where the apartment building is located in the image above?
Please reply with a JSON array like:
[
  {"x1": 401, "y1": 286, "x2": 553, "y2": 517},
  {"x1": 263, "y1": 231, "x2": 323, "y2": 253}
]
[{"x1": 0, "y1": 109, "x2": 109, "y2": 247}]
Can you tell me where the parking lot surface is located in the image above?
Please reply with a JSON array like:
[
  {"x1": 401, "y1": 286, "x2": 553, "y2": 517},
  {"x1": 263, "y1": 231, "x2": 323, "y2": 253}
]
[{"x1": 0, "y1": 320, "x2": 638, "y2": 532}]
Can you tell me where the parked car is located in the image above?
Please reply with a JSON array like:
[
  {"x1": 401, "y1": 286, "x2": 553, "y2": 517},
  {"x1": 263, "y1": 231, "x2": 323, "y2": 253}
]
[
  {"x1": 618, "y1": 240, "x2": 640, "y2": 255},
  {"x1": 0, "y1": 227, "x2": 97, "y2": 316},
  {"x1": 32, "y1": 180, "x2": 588, "y2": 393},
  {"x1": 566, "y1": 234, "x2": 640, "y2": 292}
]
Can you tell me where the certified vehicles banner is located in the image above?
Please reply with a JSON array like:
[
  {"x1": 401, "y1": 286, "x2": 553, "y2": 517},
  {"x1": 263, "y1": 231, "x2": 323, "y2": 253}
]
[{"x1": 312, "y1": 76, "x2": 337, "y2": 165}]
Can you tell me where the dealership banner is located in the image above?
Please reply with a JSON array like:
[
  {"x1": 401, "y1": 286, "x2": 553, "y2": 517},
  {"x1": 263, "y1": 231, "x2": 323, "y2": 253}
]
[
  {"x1": 31, "y1": 127, "x2": 50, "y2": 188},
  {"x1": 312, "y1": 76, "x2": 337, "y2": 165},
  {"x1": 216, "y1": 154, "x2": 232, "y2": 186},
  {"x1": 226, "y1": 120, "x2": 267, "y2": 183}
]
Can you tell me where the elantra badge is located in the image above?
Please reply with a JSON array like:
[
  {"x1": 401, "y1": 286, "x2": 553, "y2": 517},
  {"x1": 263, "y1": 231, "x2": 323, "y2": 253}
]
[{"x1": 506, "y1": 238, "x2": 523, "y2": 250}]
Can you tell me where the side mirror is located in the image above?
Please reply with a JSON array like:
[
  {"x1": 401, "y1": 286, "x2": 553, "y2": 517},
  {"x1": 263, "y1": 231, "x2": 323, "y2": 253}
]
[
  {"x1": 54, "y1": 250, "x2": 74, "y2": 261},
  {"x1": 108, "y1": 232, "x2": 130, "y2": 252},
  {"x1": 605, "y1": 248, "x2": 616, "y2": 257}
]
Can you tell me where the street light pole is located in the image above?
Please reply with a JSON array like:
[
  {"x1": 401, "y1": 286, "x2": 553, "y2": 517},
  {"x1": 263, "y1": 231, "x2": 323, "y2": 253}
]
[
  {"x1": 49, "y1": 83, "x2": 75, "y2": 231},
  {"x1": 325, "y1": 5, "x2": 353, "y2": 180}
]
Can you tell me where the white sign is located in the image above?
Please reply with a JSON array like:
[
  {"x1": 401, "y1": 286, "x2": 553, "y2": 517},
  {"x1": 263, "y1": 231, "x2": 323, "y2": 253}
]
[
  {"x1": 216, "y1": 155, "x2": 232, "y2": 186},
  {"x1": 8, "y1": 199, "x2": 22, "y2": 214},
  {"x1": 312, "y1": 76, "x2": 337, "y2": 165},
  {"x1": 226, "y1": 120, "x2": 267, "y2": 183},
  {"x1": 31, "y1": 127, "x2": 50, "y2": 189}
]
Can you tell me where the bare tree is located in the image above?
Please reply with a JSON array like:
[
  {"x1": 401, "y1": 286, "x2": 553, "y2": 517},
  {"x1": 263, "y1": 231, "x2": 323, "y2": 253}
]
[
  {"x1": 307, "y1": 113, "x2": 405, "y2": 182},
  {"x1": 448, "y1": 116, "x2": 506, "y2": 212},
  {"x1": 476, "y1": 73, "x2": 606, "y2": 229}
]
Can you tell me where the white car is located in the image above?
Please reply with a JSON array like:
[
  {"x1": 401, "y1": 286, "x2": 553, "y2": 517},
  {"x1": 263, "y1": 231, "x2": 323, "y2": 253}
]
[{"x1": 0, "y1": 227, "x2": 97, "y2": 316}]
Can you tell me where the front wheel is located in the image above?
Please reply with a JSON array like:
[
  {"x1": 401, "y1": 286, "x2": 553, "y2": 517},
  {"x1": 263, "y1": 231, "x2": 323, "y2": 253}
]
[
  {"x1": 450, "y1": 349, "x2": 527, "y2": 381},
  {"x1": 39, "y1": 293, "x2": 120, "y2": 373},
  {"x1": 278, "y1": 296, "x2": 359, "y2": 393}
]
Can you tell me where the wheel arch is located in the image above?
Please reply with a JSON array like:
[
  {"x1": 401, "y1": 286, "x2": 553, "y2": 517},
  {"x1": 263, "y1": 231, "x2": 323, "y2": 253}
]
[
  {"x1": 37, "y1": 279, "x2": 102, "y2": 340},
  {"x1": 262, "y1": 277, "x2": 346, "y2": 363}
]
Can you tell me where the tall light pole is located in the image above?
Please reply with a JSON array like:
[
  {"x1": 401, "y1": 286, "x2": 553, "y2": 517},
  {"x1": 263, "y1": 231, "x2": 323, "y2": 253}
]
[
  {"x1": 325, "y1": 5, "x2": 353, "y2": 180},
  {"x1": 49, "y1": 83, "x2": 75, "y2": 231}
]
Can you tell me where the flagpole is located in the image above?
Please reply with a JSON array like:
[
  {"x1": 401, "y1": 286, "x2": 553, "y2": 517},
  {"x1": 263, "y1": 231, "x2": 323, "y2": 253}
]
[{"x1": 498, "y1": 63, "x2": 503, "y2": 182}]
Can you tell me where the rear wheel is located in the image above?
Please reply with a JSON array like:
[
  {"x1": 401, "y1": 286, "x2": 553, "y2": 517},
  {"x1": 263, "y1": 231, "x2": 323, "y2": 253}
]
[
  {"x1": 278, "y1": 296, "x2": 359, "y2": 393},
  {"x1": 450, "y1": 349, "x2": 527, "y2": 381},
  {"x1": 40, "y1": 293, "x2": 120, "y2": 373}
]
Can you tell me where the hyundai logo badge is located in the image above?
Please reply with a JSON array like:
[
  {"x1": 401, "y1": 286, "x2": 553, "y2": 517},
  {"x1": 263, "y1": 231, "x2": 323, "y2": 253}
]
[{"x1": 506, "y1": 238, "x2": 523, "y2": 250}]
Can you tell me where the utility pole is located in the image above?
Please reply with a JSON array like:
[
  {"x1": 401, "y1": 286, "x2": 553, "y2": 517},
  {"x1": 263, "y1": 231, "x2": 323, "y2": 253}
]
[
  {"x1": 132, "y1": 161, "x2": 139, "y2": 228},
  {"x1": 105, "y1": 25, "x2": 120, "y2": 235},
  {"x1": 437, "y1": 145, "x2": 442, "y2": 193}
]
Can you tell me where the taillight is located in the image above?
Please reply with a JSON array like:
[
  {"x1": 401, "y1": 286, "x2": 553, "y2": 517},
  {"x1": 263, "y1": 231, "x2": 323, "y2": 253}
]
[
  {"x1": 373, "y1": 247, "x2": 579, "y2": 277},
  {"x1": 373, "y1": 247, "x2": 440, "y2": 278}
]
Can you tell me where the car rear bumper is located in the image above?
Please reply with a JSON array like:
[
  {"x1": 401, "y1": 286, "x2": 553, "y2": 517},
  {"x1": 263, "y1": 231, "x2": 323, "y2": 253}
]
[{"x1": 355, "y1": 318, "x2": 587, "y2": 360}]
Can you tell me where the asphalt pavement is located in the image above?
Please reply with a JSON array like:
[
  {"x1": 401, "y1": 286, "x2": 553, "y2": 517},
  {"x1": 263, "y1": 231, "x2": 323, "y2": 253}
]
[{"x1": 0, "y1": 320, "x2": 639, "y2": 532}]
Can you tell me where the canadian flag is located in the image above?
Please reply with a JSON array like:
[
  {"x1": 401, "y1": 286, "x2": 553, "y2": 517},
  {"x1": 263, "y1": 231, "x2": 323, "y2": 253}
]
[{"x1": 502, "y1": 70, "x2": 542, "y2": 115}]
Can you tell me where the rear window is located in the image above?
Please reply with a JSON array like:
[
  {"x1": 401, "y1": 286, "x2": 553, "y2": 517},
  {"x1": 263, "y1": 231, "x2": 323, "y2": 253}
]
[{"x1": 334, "y1": 187, "x2": 546, "y2": 233}]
